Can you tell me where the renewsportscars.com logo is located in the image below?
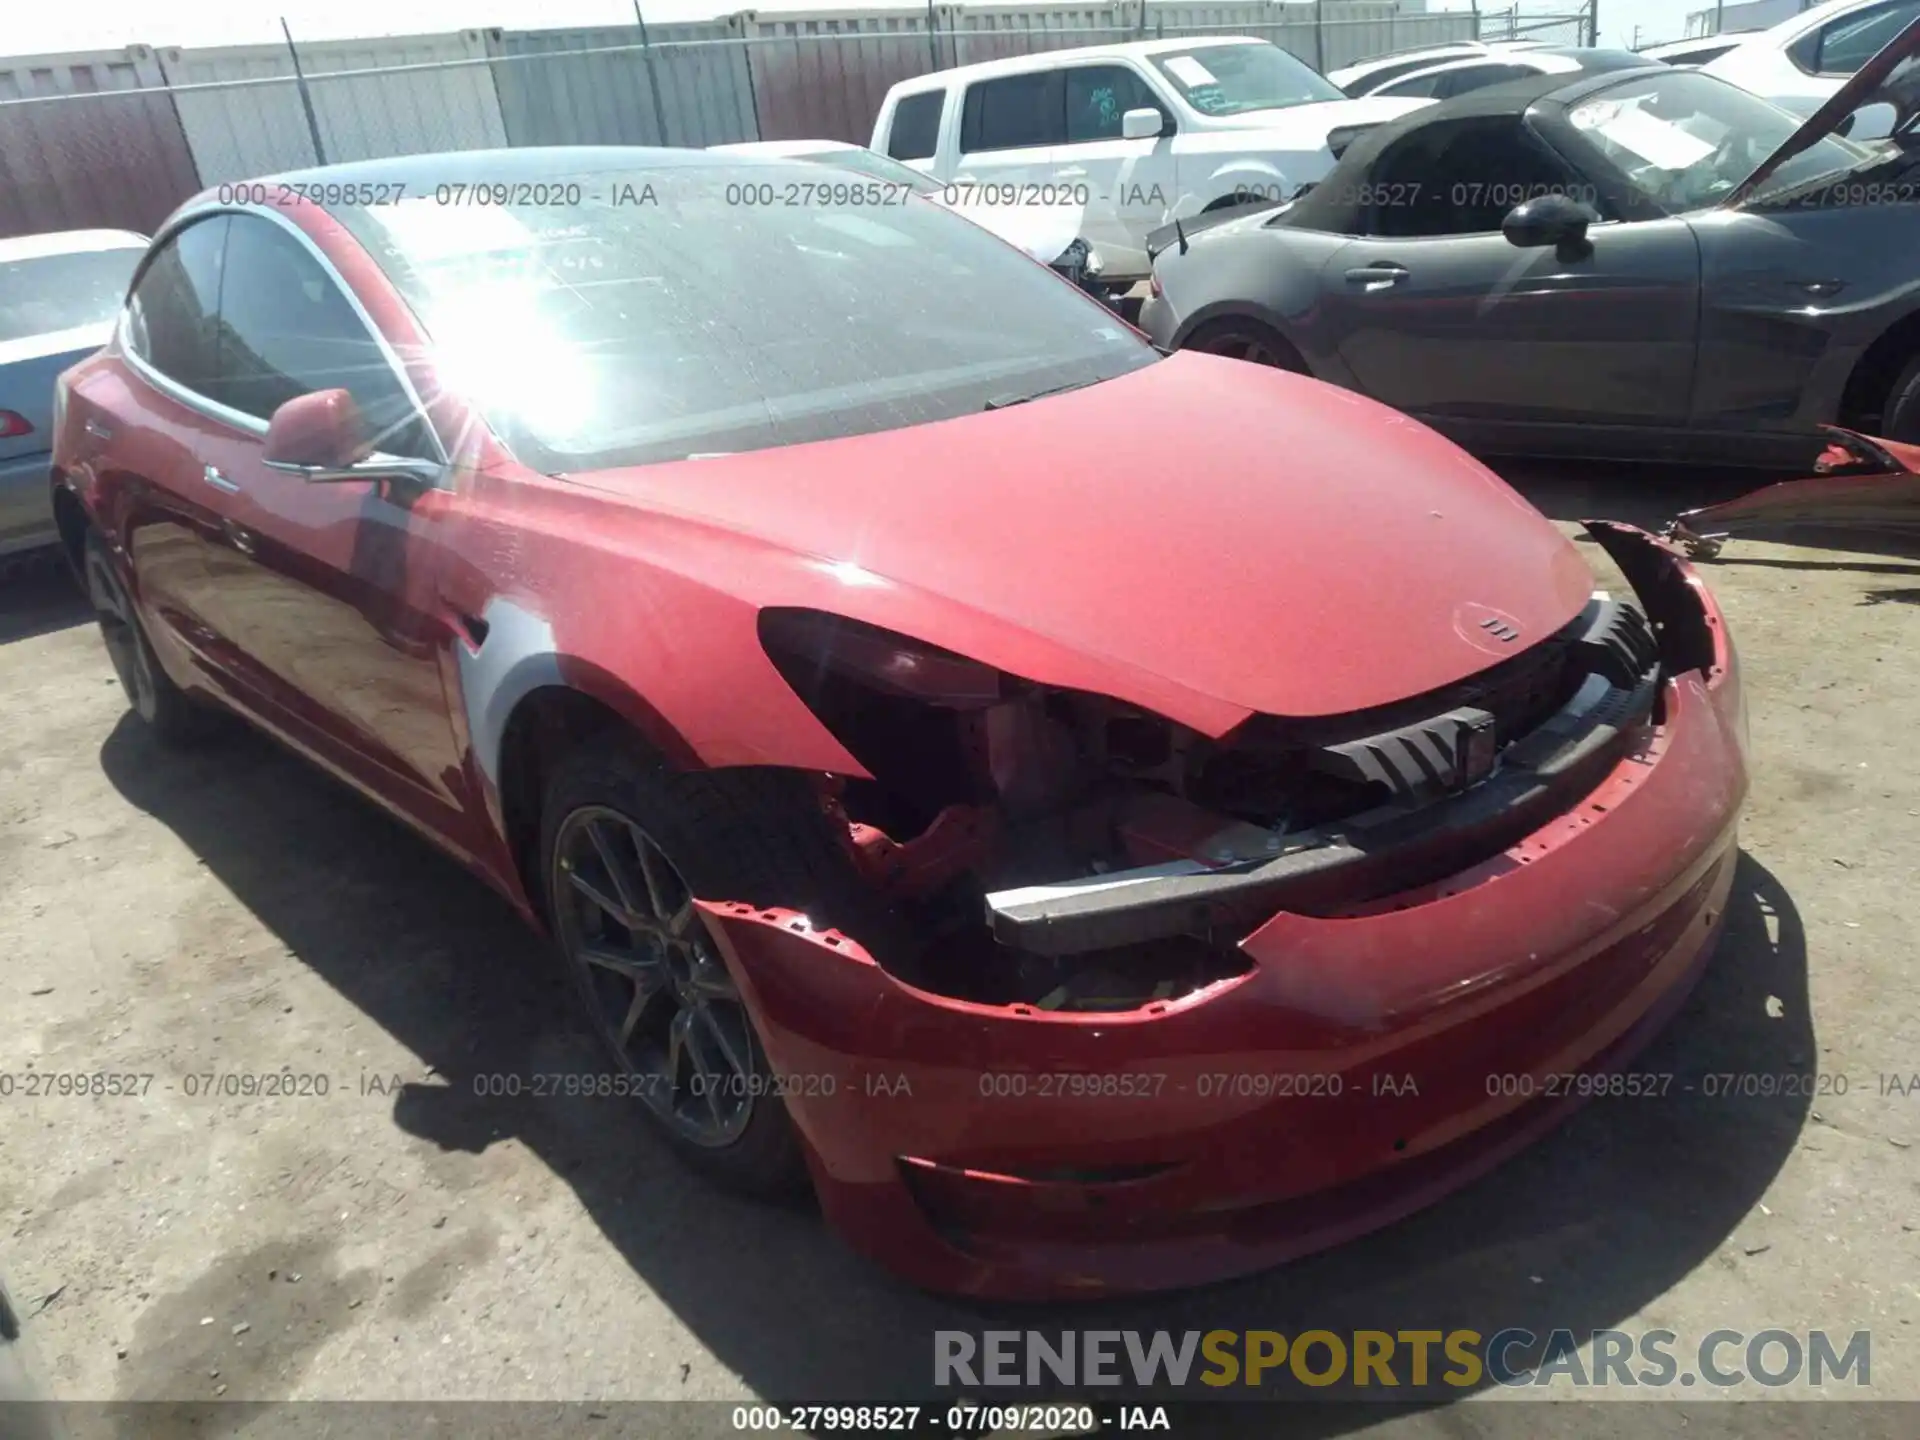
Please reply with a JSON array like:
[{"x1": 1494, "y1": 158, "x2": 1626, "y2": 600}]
[{"x1": 933, "y1": 1328, "x2": 1871, "y2": 1393}]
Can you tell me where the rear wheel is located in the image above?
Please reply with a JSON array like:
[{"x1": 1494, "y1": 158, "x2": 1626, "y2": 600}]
[
  {"x1": 83, "y1": 530, "x2": 215, "y2": 745},
  {"x1": 538, "y1": 740, "x2": 902, "y2": 1197},
  {"x1": 1882, "y1": 352, "x2": 1920, "y2": 443},
  {"x1": 1183, "y1": 317, "x2": 1306, "y2": 372}
]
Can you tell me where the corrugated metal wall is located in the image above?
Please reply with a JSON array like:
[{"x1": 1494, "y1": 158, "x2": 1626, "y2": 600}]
[
  {"x1": 743, "y1": 8, "x2": 950, "y2": 144},
  {"x1": 947, "y1": 3, "x2": 1141, "y2": 66},
  {"x1": 0, "y1": 47, "x2": 200, "y2": 240},
  {"x1": 487, "y1": 22, "x2": 756, "y2": 148},
  {"x1": 158, "y1": 30, "x2": 508, "y2": 185}
]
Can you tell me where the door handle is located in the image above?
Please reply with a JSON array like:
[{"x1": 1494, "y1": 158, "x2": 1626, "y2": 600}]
[
  {"x1": 84, "y1": 418, "x2": 114, "y2": 441},
  {"x1": 1345, "y1": 263, "x2": 1410, "y2": 289},
  {"x1": 203, "y1": 464, "x2": 240, "y2": 494},
  {"x1": 1055, "y1": 166, "x2": 1089, "y2": 178}
]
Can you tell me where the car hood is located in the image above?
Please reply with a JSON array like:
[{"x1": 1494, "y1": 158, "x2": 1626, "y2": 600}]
[
  {"x1": 1733, "y1": 13, "x2": 1920, "y2": 201},
  {"x1": 572, "y1": 354, "x2": 1595, "y2": 732},
  {"x1": 1188, "y1": 94, "x2": 1430, "y2": 138}
]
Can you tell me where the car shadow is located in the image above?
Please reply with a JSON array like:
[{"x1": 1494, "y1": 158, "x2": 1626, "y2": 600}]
[
  {"x1": 0, "y1": 556, "x2": 88, "y2": 645},
  {"x1": 99, "y1": 717, "x2": 1811, "y2": 1420}
]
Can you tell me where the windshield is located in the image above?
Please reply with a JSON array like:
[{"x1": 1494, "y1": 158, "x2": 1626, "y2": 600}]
[
  {"x1": 337, "y1": 166, "x2": 1153, "y2": 473},
  {"x1": 1565, "y1": 70, "x2": 1874, "y2": 209},
  {"x1": 1150, "y1": 42, "x2": 1346, "y2": 116},
  {"x1": 801, "y1": 148, "x2": 941, "y2": 194},
  {"x1": 0, "y1": 246, "x2": 141, "y2": 344}
]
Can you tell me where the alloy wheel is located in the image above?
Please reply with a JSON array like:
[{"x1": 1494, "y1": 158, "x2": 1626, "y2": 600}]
[
  {"x1": 1197, "y1": 331, "x2": 1287, "y2": 368},
  {"x1": 551, "y1": 806, "x2": 757, "y2": 1148}
]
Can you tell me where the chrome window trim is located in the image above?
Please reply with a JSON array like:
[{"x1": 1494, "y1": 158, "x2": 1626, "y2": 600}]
[{"x1": 120, "y1": 201, "x2": 451, "y2": 475}]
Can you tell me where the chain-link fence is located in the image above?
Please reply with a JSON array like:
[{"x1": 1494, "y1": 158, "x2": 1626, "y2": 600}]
[{"x1": 0, "y1": 2, "x2": 1595, "y2": 240}]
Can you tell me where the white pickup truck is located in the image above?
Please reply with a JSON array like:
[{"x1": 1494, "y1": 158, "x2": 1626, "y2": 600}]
[{"x1": 871, "y1": 36, "x2": 1426, "y2": 284}]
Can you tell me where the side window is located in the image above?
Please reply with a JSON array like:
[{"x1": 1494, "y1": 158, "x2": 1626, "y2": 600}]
[
  {"x1": 1810, "y1": 1, "x2": 1920, "y2": 74},
  {"x1": 1346, "y1": 57, "x2": 1461, "y2": 95},
  {"x1": 1368, "y1": 118, "x2": 1579, "y2": 238},
  {"x1": 886, "y1": 91, "x2": 944, "y2": 162},
  {"x1": 1064, "y1": 65, "x2": 1167, "y2": 142},
  {"x1": 1433, "y1": 63, "x2": 1538, "y2": 100},
  {"x1": 213, "y1": 215, "x2": 430, "y2": 457},
  {"x1": 960, "y1": 71, "x2": 1065, "y2": 153},
  {"x1": 1378, "y1": 70, "x2": 1448, "y2": 99},
  {"x1": 124, "y1": 217, "x2": 228, "y2": 397}
]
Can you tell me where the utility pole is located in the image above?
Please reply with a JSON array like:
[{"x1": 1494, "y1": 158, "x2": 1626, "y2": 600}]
[
  {"x1": 1715, "y1": 1, "x2": 1727, "y2": 33},
  {"x1": 1589, "y1": 0, "x2": 1601, "y2": 47}
]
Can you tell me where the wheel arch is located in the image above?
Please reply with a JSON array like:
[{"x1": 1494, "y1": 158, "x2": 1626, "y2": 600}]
[
  {"x1": 1839, "y1": 307, "x2": 1920, "y2": 432},
  {"x1": 1175, "y1": 307, "x2": 1313, "y2": 373}
]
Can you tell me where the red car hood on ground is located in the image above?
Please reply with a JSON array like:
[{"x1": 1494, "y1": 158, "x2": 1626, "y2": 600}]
[{"x1": 570, "y1": 354, "x2": 1595, "y2": 729}]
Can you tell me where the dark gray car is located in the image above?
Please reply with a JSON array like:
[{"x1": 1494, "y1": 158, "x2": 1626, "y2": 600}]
[{"x1": 1142, "y1": 23, "x2": 1920, "y2": 467}]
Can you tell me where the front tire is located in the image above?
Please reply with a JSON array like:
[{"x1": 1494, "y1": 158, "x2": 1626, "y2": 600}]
[
  {"x1": 83, "y1": 530, "x2": 215, "y2": 745},
  {"x1": 537, "y1": 740, "x2": 889, "y2": 1198}
]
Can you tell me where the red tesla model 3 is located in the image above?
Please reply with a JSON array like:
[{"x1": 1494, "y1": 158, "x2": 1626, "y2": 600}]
[{"x1": 49, "y1": 149, "x2": 1748, "y2": 1299}]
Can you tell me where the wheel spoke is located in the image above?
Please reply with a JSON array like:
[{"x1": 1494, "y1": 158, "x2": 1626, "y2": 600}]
[
  {"x1": 684, "y1": 946, "x2": 736, "y2": 1001},
  {"x1": 567, "y1": 868, "x2": 642, "y2": 929},
  {"x1": 585, "y1": 820, "x2": 642, "y2": 918},
  {"x1": 579, "y1": 942, "x2": 665, "y2": 993},
  {"x1": 634, "y1": 834, "x2": 678, "y2": 924},
  {"x1": 696, "y1": 1003, "x2": 753, "y2": 1082}
]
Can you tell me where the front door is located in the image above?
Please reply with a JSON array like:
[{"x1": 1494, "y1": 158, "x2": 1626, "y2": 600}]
[
  {"x1": 193, "y1": 211, "x2": 471, "y2": 841},
  {"x1": 1317, "y1": 115, "x2": 1703, "y2": 436}
]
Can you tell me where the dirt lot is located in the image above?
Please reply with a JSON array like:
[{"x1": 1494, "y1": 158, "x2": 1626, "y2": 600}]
[{"x1": 1, "y1": 465, "x2": 1917, "y2": 1434}]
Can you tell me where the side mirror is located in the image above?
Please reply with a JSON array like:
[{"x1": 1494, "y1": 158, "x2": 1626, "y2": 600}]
[
  {"x1": 264, "y1": 389, "x2": 372, "y2": 474},
  {"x1": 263, "y1": 389, "x2": 442, "y2": 486},
  {"x1": 1502, "y1": 193, "x2": 1601, "y2": 251},
  {"x1": 1121, "y1": 107, "x2": 1165, "y2": 141}
]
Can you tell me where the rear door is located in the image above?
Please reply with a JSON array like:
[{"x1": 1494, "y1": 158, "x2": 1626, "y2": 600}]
[
  {"x1": 192, "y1": 210, "x2": 471, "y2": 838},
  {"x1": 1318, "y1": 115, "x2": 1701, "y2": 439},
  {"x1": 953, "y1": 70, "x2": 1066, "y2": 211}
]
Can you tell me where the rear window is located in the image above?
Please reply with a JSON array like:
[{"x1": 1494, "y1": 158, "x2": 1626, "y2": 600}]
[
  {"x1": 336, "y1": 165, "x2": 1154, "y2": 474},
  {"x1": 885, "y1": 91, "x2": 945, "y2": 162},
  {"x1": 1150, "y1": 42, "x2": 1345, "y2": 116},
  {"x1": 0, "y1": 246, "x2": 142, "y2": 344}
]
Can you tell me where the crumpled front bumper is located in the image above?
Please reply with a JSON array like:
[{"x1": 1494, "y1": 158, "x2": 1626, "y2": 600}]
[{"x1": 698, "y1": 525, "x2": 1749, "y2": 1298}]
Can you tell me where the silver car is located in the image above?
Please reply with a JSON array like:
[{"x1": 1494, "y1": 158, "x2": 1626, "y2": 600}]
[
  {"x1": 1143, "y1": 21, "x2": 1920, "y2": 467},
  {"x1": 1, "y1": 229, "x2": 147, "y2": 560}
]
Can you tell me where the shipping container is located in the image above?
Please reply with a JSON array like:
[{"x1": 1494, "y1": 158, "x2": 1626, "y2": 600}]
[
  {"x1": 158, "y1": 30, "x2": 508, "y2": 186},
  {"x1": 0, "y1": 47, "x2": 200, "y2": 240},
  {"x1": 488, "y1": 21, "x2": 757, "y2": 150},
  {"x1": 743, "y1": 7, "x2": 952, "y2": 143}
]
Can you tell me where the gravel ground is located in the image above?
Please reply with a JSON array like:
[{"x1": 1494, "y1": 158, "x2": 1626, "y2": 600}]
[{"x1": 0, "y1": 465, "x2": 1916, "y2": 1436}]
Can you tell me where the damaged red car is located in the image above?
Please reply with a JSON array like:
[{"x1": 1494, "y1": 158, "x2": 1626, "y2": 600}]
[{"x1": 50, "y1": 149, "x2": 1748, "y2": 1298}]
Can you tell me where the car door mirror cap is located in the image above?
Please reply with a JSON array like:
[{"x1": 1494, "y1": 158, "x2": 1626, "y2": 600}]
[
  {"x1": 1121, "y1": 107, "x2": 1165, "y2": 141},
  {"x1": 1502, "y1": 194, "x2": 1601, "y2": 250},
  {"x1": 264, "y1": 388, "x2": 373, "y2": 471},
  {"x1": 263, "y1": 389, "x2": 443, "y2": 486}
]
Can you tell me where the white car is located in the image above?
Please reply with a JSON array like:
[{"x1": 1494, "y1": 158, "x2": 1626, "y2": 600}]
[
  {"x1": 1637, "y1": 33, "x2": 1764, "y2": 69},
  {"x1": 1327, "y1": 39, "x2": 1554, "y2": 96},
  {"x1": 1701, "y1": 0, "x2": 1920, "y2": 132},
  {"x1": 1, "y1": 229, "x2": 146, "y2": 560},
  {"x1": 707, "y1": 138, "x2": 1090, "y2": 274},
  {"x1": 1357, "y1": 46, "x2": 1654, "y2": 102},
  {"x1": 870, "y1": 37, "x2": 1427, "y2": 283}
]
